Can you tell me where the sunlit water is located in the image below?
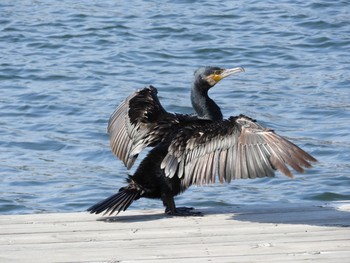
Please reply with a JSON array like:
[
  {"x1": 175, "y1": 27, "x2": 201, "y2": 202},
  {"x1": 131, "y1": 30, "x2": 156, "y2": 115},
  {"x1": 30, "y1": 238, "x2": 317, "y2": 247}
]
[{"x1": 1, "y1": 0, "x2": 349, "y2": 214}]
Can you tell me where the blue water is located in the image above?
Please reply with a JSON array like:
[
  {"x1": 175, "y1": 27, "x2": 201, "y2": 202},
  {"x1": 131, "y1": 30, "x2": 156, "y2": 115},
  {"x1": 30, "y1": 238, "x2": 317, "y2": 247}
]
[{"x1": 1, "y1": 0, "x2": 349, "y2": 214}]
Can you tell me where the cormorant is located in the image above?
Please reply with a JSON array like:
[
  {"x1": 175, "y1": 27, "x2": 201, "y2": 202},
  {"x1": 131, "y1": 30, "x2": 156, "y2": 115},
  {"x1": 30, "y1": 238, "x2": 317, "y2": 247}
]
[{"x1": 88, "y1": 66, "x2": 317, "y2": 216}]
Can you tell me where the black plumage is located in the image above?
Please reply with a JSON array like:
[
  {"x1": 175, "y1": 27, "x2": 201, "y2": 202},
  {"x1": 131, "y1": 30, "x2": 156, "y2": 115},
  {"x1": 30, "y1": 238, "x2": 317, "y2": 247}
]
[{"x1": 88, "y1": 66, "x2": 317, "y2": 216}]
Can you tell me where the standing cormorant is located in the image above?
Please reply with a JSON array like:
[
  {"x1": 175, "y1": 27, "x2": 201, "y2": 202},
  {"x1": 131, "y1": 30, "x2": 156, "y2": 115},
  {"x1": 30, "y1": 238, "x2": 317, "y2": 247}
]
[{"x1": 88, "y1": 66, "x2": 317, "y2": 216}]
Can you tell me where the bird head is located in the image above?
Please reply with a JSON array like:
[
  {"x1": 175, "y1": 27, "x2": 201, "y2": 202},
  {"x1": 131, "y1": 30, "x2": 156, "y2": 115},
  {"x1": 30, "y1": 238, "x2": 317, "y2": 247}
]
[{"x1": 194, "y1": 66, "x2": 245, "y2": 89}]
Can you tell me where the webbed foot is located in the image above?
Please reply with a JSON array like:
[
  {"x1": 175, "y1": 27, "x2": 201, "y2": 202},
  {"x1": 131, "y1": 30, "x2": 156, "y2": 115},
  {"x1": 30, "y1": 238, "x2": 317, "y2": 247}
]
[{"x1": 165, "y1": 206, "x2": 202, "y2": 216}]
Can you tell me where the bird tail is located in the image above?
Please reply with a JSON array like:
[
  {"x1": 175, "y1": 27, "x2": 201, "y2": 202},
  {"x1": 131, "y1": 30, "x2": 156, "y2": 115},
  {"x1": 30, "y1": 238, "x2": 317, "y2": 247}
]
[{"x1": 87, "y1": 181, "x2": 142, "y2": 216}]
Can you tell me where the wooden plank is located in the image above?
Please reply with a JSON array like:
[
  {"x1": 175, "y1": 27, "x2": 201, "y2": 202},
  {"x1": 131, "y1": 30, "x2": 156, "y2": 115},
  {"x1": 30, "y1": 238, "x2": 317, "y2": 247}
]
[{"x1": 0, "y1": 202, "x2": 349, "y2": 263}]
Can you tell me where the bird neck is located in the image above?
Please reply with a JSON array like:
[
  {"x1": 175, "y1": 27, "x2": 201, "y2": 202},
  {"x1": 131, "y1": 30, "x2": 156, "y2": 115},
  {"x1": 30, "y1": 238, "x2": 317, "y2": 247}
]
[{"x1": 191, "y1": 81, "x2": 223, "y2": 121}]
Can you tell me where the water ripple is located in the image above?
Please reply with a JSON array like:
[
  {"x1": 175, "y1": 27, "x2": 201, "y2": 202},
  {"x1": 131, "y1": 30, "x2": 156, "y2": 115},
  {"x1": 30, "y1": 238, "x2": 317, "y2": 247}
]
[{"x1": 0, "y1": 0, "x2": 349, "y2": 214}]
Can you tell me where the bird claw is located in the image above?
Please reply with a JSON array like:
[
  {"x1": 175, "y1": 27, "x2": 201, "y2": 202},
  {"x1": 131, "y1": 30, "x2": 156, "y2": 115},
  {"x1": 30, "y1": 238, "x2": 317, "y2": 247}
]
[{"x1": 165, "y1": 206, "x2": 202, "y2": 216}]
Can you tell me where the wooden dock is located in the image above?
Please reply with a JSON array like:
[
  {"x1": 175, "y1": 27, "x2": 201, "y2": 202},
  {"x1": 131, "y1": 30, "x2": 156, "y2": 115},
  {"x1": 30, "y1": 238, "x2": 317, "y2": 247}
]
[{"x1": 1, "y1": 202, "x2": 349, "y2": 263}]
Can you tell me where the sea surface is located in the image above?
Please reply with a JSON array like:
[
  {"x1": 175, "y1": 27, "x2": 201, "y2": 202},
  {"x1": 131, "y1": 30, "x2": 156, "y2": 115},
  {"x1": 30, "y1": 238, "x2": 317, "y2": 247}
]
[{"x1": 1, "y1": 0, "x2": 349, "y2": 214}]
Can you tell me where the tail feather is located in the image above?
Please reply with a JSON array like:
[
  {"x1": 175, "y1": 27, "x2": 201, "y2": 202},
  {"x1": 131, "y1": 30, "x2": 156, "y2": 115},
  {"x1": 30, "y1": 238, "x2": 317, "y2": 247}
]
[
  {"x1": 87, "y1": 187, "x2": 141, "y2": 216},
  {"x1": 114, "y1": 192, "x2": 138, "y2": 214}
]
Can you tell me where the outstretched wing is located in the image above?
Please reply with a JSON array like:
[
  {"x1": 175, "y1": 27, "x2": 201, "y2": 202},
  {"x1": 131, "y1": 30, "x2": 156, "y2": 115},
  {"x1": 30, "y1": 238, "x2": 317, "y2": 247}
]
[
  {"x1": 161, "y1": 115, "x2": 317, "y2": 187},
  {"x1": 108, "y1": 86, "x2": 179, "y2": 169}
]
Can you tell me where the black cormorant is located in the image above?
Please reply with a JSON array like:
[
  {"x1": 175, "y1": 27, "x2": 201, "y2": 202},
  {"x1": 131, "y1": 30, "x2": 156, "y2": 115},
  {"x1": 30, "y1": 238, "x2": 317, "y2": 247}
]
[{"x1": 88, "y1": 66, "x2": 317, "y2": 216}]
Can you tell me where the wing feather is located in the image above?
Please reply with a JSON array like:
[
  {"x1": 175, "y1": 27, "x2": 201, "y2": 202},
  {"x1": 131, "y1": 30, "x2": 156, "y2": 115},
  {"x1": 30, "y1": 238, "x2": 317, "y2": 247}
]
[
  {"x1": 257, "y1": 144, "x2": 275, "y2": 177},
  {"x1": 204, "y1": 152, "x2": 215, "y2": 185},
  {"x1": 218, "y1": 149, "x2": 227, "y2": 183},
  {"x1": 197, "y1": 155, "x2": 208, "y2": 186},
  {"x1": 240, "y1": 144, "x2": 249, "y2": 179},
  {"x1": 226, "y1": 146, "x2": 235, "y2": 182},
  {"x1": 162, "y1": 115, "x2": 317, "y2": 188},
  {"x1": 108, "y1": 86, "x2": 180, "y2": 169},
  {"x1": 246, "y1": 145, "x2": 258, "y2": 179}
]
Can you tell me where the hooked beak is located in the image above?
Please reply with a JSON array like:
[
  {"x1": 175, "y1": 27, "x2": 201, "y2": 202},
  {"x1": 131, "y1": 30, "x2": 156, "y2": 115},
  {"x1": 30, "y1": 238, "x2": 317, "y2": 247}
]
[
  {"x1": 219, "y1": 67, "x2": 245, "y2": 79},
  {"x1": 211, "y1": 67, "x2": 245, "y2": 83}
]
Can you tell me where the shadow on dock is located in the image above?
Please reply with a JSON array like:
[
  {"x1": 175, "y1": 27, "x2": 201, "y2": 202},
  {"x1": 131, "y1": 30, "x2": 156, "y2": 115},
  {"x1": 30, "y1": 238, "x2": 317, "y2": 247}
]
[
  {"x1": 96, "y1": 202, "x2": 350, "y2": 227},
  {"x1": 230, "y1": 203, "x2": 350, "y2": 228}
]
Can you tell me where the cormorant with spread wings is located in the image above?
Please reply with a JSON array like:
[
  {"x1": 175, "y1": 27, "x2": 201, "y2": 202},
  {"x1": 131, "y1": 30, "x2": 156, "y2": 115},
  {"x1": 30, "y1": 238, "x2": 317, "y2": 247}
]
[{"x1": 88, "y1": 67, "x2": 317, "y2": 216}]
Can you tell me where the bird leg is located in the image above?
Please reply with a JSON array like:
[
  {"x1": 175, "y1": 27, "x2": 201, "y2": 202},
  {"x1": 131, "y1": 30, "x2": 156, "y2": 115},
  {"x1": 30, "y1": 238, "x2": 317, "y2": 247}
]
[{"x1": 161, "y1": 193, "x2": 202, "y2": 216}]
